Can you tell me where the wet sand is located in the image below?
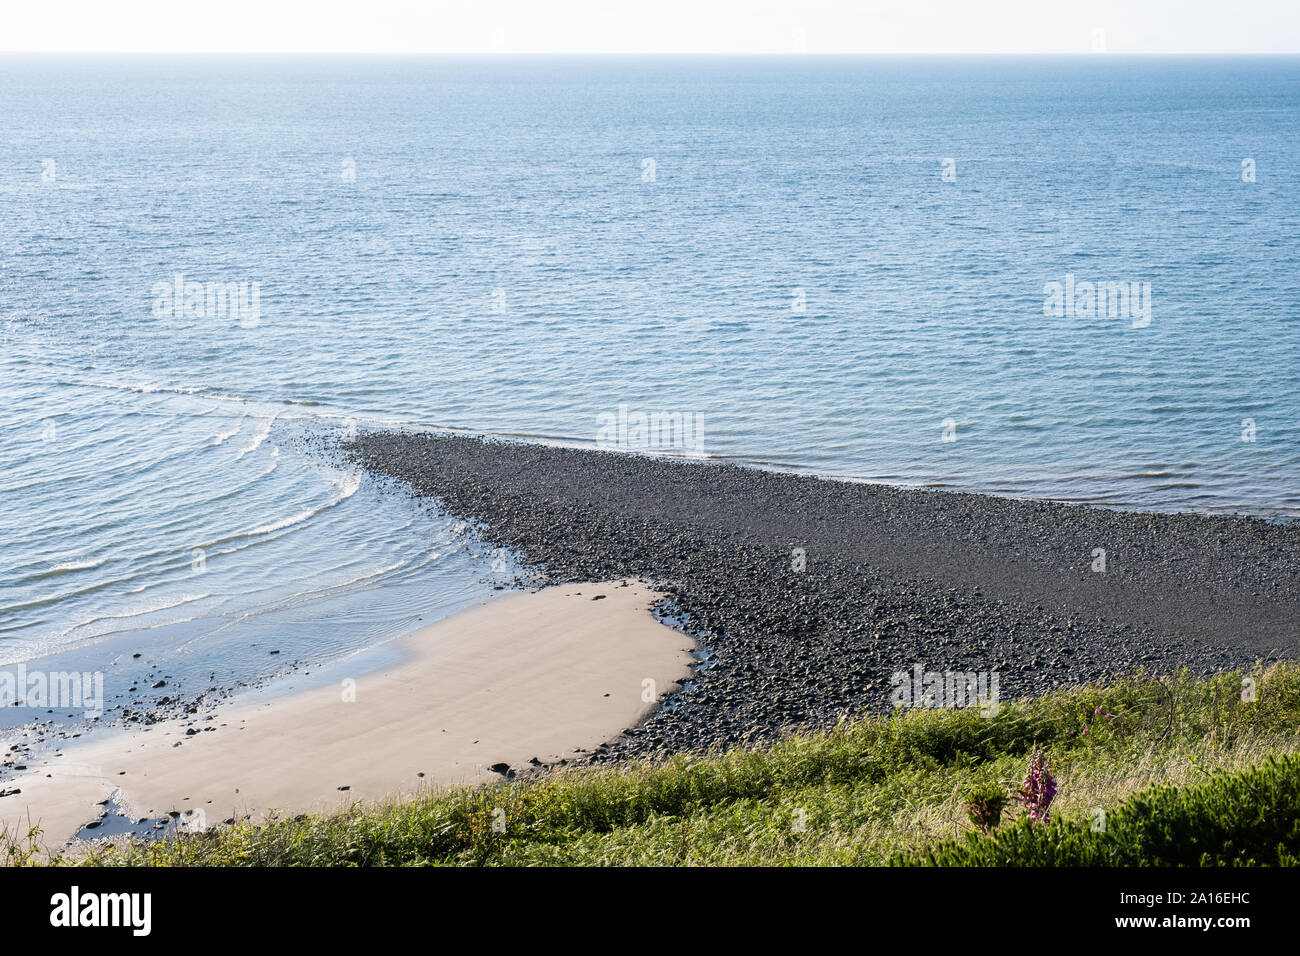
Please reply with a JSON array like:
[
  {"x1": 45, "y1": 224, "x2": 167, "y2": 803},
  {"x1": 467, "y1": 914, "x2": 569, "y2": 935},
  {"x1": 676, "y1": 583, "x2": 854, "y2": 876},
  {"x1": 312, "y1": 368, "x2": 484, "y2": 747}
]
[{"x1": 0, "y1": 582, "x2": 692, "y2": 846}]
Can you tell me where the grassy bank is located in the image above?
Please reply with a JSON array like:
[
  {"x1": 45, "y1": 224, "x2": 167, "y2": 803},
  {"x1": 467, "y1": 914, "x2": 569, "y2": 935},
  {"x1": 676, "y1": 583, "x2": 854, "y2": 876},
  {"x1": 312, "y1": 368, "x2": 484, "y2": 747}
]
[
  {"x1": 15, "y1": 664, "x2": 1300, "y2": 866},
  {"x1": 899, "y1": 753, "x2": 1300, "y2": 866}
]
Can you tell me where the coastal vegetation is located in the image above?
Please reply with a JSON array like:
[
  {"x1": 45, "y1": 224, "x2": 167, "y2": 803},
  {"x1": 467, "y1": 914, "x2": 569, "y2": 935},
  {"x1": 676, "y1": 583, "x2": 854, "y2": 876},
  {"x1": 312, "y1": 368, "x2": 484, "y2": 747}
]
[{"x1": 12, "y1": 664, "x2": 1300, "y2": 867}]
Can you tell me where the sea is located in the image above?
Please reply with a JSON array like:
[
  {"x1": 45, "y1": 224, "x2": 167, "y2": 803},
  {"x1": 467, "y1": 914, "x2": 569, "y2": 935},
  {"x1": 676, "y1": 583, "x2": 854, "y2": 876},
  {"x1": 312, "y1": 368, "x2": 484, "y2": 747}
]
[{"x1": 1, "y1": 55, "x2": 1297, "y2": 709}]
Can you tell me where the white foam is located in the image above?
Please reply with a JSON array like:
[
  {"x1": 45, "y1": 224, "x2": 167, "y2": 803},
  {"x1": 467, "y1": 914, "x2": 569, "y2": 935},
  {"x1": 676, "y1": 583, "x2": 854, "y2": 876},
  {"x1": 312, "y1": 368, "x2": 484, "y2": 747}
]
[
  {"x1": 235, "y1": 415, "x2": 275, "y2": 459},
  {"x1": 212, "y1": 417, "x2": 246, "y2": 446},
  {"x1": 47, "y1": 557, "x2": 105, "y2": 573}
]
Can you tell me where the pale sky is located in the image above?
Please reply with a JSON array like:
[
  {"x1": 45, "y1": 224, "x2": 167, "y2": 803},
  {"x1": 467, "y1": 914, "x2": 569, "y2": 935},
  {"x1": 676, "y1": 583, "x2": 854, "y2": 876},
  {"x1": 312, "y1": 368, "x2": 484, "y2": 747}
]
[{"x1": 3, "y1": 0, "x2": 1299, "y2": 54}]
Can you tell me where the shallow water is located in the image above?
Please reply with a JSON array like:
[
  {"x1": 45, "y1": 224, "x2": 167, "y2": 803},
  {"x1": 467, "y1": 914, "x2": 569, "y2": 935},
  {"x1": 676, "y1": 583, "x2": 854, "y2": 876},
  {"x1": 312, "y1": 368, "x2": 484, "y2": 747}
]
[{"x1": 2, "y1": 55, "x2": 1298, "y2": 678}]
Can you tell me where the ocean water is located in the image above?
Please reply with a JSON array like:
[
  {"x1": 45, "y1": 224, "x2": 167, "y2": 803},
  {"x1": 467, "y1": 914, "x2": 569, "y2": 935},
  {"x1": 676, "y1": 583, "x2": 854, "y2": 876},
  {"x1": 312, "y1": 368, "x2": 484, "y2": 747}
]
[{"x1": 1, "y1": 55, "x2": 1298, "y2": 680}]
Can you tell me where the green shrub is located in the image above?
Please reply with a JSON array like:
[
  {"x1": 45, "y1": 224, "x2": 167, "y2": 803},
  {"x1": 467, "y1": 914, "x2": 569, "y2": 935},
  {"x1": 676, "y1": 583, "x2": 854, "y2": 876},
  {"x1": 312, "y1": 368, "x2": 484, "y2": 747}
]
[
  {"x1": 897, "y1": 754, "x2": 1300, "y2": 866},
  {"x1": 962, "y1": 781, "x2": 1009, "y2": 834}
]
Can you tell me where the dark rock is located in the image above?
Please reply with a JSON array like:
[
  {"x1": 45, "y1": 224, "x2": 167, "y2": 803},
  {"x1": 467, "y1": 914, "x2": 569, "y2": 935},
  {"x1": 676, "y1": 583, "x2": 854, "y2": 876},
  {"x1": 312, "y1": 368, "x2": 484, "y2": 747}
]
[{"x1": 346, "y1": 431, "x2": 1300, "y2": 763}]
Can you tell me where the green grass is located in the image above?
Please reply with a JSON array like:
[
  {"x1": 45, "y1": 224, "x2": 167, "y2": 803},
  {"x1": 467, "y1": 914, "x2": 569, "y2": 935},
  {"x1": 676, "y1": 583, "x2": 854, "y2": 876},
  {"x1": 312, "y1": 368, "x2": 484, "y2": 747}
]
[
  {"x1": 897, "y1": 754, "x2": 1300, "y2": 866},
  {"x1": 15, "y1": 663, "x2": 1300, "y2": 866}
]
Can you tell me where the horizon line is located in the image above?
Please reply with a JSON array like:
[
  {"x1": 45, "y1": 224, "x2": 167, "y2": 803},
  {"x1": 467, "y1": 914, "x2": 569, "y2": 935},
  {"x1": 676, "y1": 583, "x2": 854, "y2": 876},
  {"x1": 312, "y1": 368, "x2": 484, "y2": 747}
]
[{"x1": 5, "y1": 50, "x2": 1300, "y2": 57}]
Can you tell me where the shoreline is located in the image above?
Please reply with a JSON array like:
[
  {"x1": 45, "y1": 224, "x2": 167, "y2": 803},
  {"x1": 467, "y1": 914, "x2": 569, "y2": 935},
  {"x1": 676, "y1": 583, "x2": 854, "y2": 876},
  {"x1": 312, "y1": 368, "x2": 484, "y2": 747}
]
[
  {"x1": 0, "y1": 581, "x2": 693, "y2": 846},
  {"x1": 350, "y1": 431, "x2": 1300, "y2": 761},
  {"x1": 347, "y1": 423, "x2": 1300, "y2": 523}
]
